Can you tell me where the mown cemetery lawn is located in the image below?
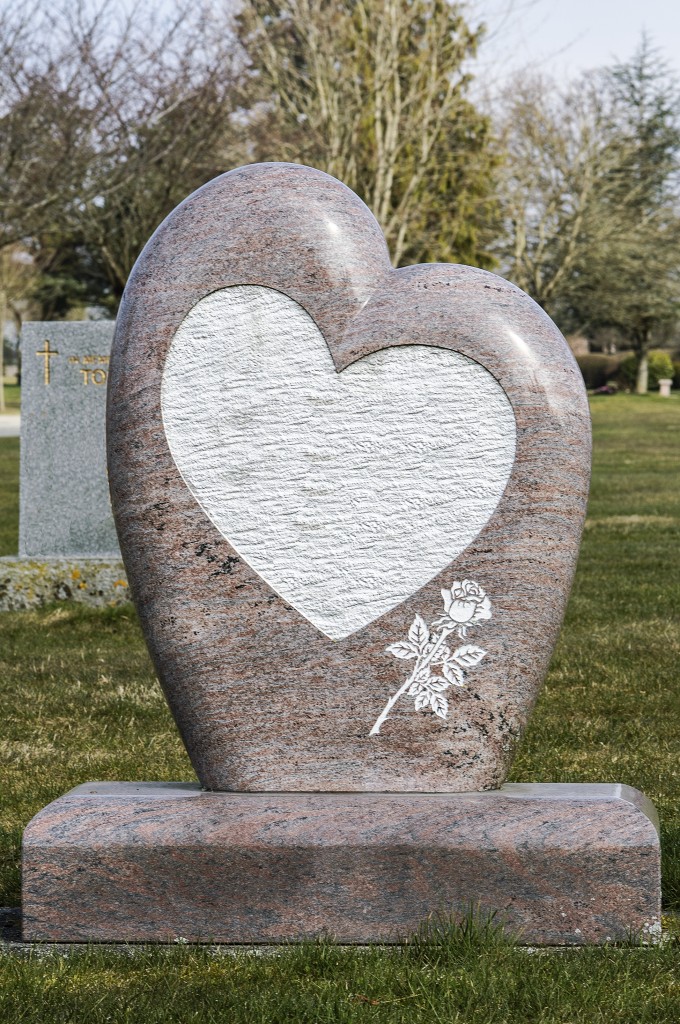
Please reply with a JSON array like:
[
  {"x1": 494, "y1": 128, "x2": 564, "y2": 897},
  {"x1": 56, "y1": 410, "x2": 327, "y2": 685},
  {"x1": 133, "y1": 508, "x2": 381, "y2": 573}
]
[
  {"x1": 0, "y1": 437, "x2": 18, "y2": 555},
  {"x1": 0, "y1": 393, "x2": 679, "y2": 1022},
  {"x1": 2, "y1": 382, "x2": 20, "y2": 413}
]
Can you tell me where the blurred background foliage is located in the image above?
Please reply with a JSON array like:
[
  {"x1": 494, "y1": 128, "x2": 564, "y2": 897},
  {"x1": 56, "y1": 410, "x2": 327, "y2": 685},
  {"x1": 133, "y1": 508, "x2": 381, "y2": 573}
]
[{"x1": 1, "y1": 1, "x2": 679, "y2": 393}]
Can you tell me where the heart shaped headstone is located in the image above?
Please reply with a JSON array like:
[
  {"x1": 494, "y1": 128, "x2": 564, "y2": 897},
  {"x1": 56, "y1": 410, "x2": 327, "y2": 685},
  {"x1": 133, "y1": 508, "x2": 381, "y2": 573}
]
[{"x1": 108, "y1": 162, "x2": 590, "y2": 792}]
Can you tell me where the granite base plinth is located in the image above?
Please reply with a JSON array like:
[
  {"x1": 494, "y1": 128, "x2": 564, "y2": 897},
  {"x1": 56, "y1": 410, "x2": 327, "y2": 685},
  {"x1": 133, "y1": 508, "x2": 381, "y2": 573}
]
[{"x1": 22, "y1": 782, "x2": 661, "y2": 945}]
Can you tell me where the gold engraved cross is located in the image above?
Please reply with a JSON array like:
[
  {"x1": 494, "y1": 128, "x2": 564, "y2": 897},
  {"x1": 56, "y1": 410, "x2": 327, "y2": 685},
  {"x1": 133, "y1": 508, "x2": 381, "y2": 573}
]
[{"x1": 36, "y1": 340, "x2": 59, "y2": 385}]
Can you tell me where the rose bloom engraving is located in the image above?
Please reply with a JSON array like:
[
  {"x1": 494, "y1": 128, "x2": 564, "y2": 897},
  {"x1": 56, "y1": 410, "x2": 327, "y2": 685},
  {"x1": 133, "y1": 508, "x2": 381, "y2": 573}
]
[
  {"x1": 369, "y1": 580, "x2": 492, "y2": 736},
  {"x1": 437, "y1": 579, "x2": 492, "y2": 630}
]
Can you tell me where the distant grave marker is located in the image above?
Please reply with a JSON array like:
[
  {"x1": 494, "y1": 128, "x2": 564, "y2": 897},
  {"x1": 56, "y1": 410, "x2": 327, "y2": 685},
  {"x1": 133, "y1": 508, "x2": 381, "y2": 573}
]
[
  {"x1": 0, "y1": 322, "x2": 127, "y2": 612},
  {"x1": 20, "y1": 321, "x2": 119, "y2": 557}
]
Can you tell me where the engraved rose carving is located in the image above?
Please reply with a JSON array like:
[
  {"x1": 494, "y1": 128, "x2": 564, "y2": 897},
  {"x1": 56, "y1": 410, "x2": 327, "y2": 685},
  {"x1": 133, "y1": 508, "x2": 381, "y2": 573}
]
[
  {"x1": 369, "y1": 580, "x2": 492, "y2": 736},
  {"x1": 437, "y1": 580, "x2": 491, "y2": 631}
]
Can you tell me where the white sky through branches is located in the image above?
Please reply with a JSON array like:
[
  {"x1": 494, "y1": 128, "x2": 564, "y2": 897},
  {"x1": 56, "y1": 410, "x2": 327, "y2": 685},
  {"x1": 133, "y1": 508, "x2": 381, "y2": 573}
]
[
  {"x1": 87, "y1": 1, "x2": 680, "y2": 86},
  {"x1": 475, "y1": 0, "x2": 680, "y2": 83}
]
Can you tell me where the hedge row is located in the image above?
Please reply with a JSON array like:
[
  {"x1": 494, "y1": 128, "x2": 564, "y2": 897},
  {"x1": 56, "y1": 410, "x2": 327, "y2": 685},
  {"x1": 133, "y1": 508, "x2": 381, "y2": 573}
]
[{"x1": 575, "y1": 351, "x2": 677, "y2": 391}]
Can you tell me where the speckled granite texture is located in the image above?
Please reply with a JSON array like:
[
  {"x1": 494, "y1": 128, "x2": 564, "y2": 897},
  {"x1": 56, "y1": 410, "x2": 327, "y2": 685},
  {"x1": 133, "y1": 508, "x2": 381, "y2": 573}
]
[
  {"x1": 107, "y1": 162, "x2": 592, "y2": 792},
  {"x1": 22, "y1": 782, "x2": 660, "y2": 945},
  {"x1": 0, "y1": 558, "x2": 129, "y2": 611},
  {"x1": 20, "y1": 321, "x2": 119, "y2": 559}
]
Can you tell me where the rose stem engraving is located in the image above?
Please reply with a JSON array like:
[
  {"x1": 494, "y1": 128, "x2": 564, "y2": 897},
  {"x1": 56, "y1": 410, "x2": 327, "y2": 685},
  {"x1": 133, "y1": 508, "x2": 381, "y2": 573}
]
[{"x1": 369, "y1": 580, "x2": 492, "y2": 737}]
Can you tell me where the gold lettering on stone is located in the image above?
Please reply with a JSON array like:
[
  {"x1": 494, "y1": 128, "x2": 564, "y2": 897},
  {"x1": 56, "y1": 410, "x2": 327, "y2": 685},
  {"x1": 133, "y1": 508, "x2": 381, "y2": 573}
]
[
  {"x1": 80, "y1": 367, "x2": 108, "y2": 385},
  {"x1": 36, "y1": 340, "x2": 59, "y2": 385}
]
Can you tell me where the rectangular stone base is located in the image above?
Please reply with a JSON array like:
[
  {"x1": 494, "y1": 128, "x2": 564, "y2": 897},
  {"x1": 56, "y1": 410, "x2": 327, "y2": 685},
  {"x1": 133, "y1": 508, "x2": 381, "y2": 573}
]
[{"x1": 22, "y1": 782, "x2": 661, "y2": 945}]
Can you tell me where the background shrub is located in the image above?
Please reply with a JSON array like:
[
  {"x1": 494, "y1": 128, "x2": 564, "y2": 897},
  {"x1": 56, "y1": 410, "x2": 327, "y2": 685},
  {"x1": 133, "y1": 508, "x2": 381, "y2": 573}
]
[
  {"x1": 619, "y1": 350, "x2": 674, "y2": 390},
  {"x1": 575, "y1": 354, "x2": 621, "y2": 390}
]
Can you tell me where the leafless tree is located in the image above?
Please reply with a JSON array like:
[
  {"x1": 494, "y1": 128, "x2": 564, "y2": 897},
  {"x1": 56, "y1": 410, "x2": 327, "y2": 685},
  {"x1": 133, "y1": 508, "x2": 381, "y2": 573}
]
[
  {"x1": 494, "y1": 73, "x2": 621, "y2": 312},
  {"x1": 0, "y1": 0, "x2": 244, "y2": 319},
  {"x1": 235, "y1": 0, "x2": 499, "y2": 267},
  {"x1": 495, "y1": 51, "x2": 680, "y2": 393}
]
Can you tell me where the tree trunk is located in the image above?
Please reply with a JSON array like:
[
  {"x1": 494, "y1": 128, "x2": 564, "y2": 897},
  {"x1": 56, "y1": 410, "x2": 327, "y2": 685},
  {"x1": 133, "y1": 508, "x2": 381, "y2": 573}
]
[{"x1": 635, "y1": 349, "x2": 649, "y2": 395}]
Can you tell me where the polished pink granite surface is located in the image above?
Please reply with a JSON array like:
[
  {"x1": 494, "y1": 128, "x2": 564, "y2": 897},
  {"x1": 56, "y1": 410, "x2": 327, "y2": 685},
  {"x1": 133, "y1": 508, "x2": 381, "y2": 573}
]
[
  {"x1": 22, "y1": 782, "x2": 660, "y2": 945},
  {"x1": 107, "y1": 162, "x2": 592, "y2": 792}
]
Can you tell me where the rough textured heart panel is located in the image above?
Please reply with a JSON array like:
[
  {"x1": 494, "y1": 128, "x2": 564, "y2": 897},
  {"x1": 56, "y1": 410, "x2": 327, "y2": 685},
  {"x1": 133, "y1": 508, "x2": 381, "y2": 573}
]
[
  {"x1": 107, "y1": 162, "x2": 591, "y2": 792},
  {"x1": 161, "y1": 284, "x2": 516, "y2": 640}
]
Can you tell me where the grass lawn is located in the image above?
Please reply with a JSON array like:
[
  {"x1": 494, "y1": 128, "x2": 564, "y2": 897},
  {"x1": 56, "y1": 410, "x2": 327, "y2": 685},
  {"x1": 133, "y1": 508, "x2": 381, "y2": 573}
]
[
  {"x1": 0, "y1": 393, "x2": 679, "y2": 1022},
  {"x1": 2, "y1": 381, "x2": 20, "y2": 413},
  {"x1": 0, "y1": 436, "x2": 18, "y2": 554}
]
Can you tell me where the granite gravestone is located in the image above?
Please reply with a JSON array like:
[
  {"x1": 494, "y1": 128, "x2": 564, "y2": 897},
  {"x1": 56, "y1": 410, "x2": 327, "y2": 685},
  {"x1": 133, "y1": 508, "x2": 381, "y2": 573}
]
[
  {"x1": 22, "y1": 163, "x2": 661, "y2": 945},
  {"x1": 20, "y1": 321, "x2": 119, "y2": 557},
  {"x1": 0, "y1": 322, "x2": 128, "y2": 612}
]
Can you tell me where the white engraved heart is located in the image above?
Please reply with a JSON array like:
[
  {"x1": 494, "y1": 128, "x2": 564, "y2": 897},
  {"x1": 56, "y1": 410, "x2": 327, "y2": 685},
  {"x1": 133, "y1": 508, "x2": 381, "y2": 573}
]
[{"x1": 161, "y1": 285, "x2": 516, "y2": 640}]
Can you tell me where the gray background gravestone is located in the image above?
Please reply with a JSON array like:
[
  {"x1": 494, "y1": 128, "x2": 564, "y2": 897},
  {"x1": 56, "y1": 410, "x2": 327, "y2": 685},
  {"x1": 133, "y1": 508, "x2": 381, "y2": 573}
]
[{"x1": 19, "y1": 321, "x2": 119, "y2": 558}]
